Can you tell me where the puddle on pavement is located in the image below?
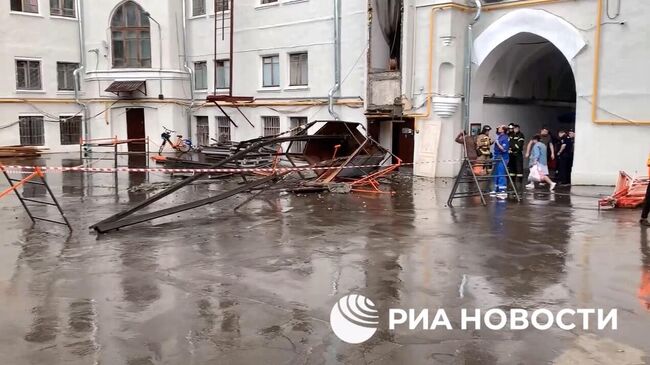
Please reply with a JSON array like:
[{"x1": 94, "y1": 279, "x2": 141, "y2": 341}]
[{"x1": 0, "y1": 153, "x2": 648, "y2": 364}]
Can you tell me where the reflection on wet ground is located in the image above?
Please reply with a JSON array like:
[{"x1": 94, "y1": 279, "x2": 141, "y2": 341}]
[{"x1": 0, "y1": 153, "x2": 649, "y2": 364}]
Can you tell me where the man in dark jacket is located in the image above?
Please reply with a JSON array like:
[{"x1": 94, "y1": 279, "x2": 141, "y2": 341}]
[
  {"x1": 641, "y1": 184, "x2": 650, "y2": 227},
  {"x1": 556, "y1": 130, "x2": 574, "y2": 185},
  {"x1": 455, "y1": 130, "x2": 478, "y2": 161},
  {"x1": 508, "y1": 124, "x2": 525, "y2": 189}
]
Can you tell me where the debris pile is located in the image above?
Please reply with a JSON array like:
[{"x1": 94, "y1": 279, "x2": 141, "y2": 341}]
[
  {"x1": 599, "y1": 172, "x2": 648, "y2": 208},
  {"x1": 92, "y1": 120, "x2": 401, "y2": 233},
  {"x1": 0, "y1": 146, "x2": 44, "y2": 158}
]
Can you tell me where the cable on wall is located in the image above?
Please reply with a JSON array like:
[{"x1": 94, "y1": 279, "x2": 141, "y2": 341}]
[{"x1": 606, "y1": 0, "x2": 621, "y2": 20}]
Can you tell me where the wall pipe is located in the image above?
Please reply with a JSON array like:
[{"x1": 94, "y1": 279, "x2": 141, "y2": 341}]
[
  {"x1": 229, "y1": 0, "x2": 234, "y2": 97},
  {"x1": 462, "y1": 0, "x2": 482, "y2": 132},
  {"x1": 404, "y1": 3, "x2": 468, "y2": 119},
  {"x1": 0, "y1": 98, "x2": 364, "y2": 107},
  {"x1": 182, "y1": 0, "x2": 195, "y2": 136},
  {"x1": 73, "y1": 0, "x2": 90, "y2": 146},
  {"x1": 143, "y1": 12, "x2": 164, "y2": 100},
  {"x1": 328, "y1": 0, "x2": 342, "y2": 120}
]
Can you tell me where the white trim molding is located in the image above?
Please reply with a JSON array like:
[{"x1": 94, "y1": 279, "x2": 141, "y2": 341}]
[{"x1": 473, "y1": 9, "x2": 586, "y2": 66}]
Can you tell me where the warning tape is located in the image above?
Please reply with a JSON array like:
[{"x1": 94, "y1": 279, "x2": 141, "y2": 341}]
[{"x1": 1, "y1": 160, "x2": 464, "y2": 175}]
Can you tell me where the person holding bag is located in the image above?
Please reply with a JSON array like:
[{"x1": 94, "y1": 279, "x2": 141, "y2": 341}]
[{"x1": 526, "y1": 135, "x2": 557, "y2": 191}]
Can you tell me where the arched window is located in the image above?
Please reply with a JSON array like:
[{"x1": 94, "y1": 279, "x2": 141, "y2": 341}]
[{"x1": 111, "y1": 1, "x2": 151, "y2": 68}]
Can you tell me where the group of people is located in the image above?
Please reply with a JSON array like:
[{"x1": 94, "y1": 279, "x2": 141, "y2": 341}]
[{"x1": 455, "y1": 124, "x2": 576, "y2": 198}]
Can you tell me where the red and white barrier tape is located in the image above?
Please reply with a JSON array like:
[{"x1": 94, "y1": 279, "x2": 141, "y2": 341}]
[{"x1": 1, "y1": 159, "x2": 464, "y2": 175}]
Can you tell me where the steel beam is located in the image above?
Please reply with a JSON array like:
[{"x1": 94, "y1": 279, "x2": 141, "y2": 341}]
[
  {"x1": 91, "y1": 134, "x2": 346, "y2": 233},
  {"x1": 93, "y1": 174, "x2": 281, "y2": 233}
]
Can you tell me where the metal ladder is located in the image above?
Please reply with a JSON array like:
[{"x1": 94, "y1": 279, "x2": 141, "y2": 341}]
[
  {"x1": 447, "y1": 158, "x2": 521, "y2": 207},
  {"x1": 1, "y1": 166, "x2": 72, "y2": 231}
]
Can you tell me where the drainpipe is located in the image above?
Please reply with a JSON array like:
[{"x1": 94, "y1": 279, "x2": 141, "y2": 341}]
[
  {"x1": 328, "y1": 0, "x2": 341, "y2": 120},
  {"x1": 463, "y1": 0, "x2": 482, "y2": 132},
  {"x1": 73, "y1": 0, "x2": 90, "y2": 148},
  {"x1": 144, "y1": 12, "x2": 164, "y2": 100},
  {"x1": 182, "y1": 0, "x2": 194, "y2": 137}
]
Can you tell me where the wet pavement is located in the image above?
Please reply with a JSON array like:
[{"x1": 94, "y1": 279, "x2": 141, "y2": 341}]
[{"x1": 0, "y1": 153, "x2": 649, "y2": 364}]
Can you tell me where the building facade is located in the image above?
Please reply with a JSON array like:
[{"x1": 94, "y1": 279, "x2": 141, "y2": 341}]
[
  {"x1": 390, "y1": 0, "x2": 649, "y2": 185},
  {"x1": 2, "y1": 0, "x2": 649, "y2": 185},
  {"x1": 1, "y1": 0, "x2": 82, "y2": 151},
  {"x1": 0, "y1": 0, "x2": 367, "y2": 156}
]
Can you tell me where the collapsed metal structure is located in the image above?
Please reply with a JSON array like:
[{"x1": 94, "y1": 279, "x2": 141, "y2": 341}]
[
  {"x1": 91, "y1": 121, "x2": 401, "y2": 233},
  {"x1": 598, "y1": 171, "x2": 649, "y2": 209}
]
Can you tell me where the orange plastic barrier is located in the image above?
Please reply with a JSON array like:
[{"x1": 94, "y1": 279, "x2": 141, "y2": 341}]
[
  {"x1": 0, "y1": 166, "x2": 43, "y2": 200},
  {"x1": 598, "y1": 171, "x2": 648, "y2": 209}
]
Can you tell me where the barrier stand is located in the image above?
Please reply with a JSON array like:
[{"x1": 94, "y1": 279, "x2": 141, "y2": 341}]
[
  {"x1": 349, "y1": 158, "x2": 403, "y2": 194},
  {"x1": 0, "y1": 165, "x2": 72, "y2": 231},
  {"x1": 80, "y1": 136, "x2": 150, "y2": 169},
  {"x1": 447, "y1": 158, "x2": 521, "y2": 207}
]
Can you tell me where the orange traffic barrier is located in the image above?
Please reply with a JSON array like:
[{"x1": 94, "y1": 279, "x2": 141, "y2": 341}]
[
  {"x1": 0, "y1": 166, "x2": 44, "y2": 200},
  {"x1": 350, "y1": 158, "x2": 403, "y2": 195},
  {"x1": 598, "y1": 171, "x2": 648, "y2": 209}
]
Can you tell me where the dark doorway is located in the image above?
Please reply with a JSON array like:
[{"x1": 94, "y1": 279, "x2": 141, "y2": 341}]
[
  {"x1": 126, "y1": 108, "x2": 147, "y2": 168},
  {"x1": 478, "y1": 33, "x2": 576, "y2": 142},
  {"x1": 126, "y1": 108, "x2": 145, "y2": 152},
  {"x1": 392, "y1": 118, "x2": 414, "y2": 164},
  {"x1": 367, "y1": 120, "x2": 381, "y2": 142}
]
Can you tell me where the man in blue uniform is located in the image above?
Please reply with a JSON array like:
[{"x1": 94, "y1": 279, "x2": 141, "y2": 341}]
[{"x1": 492, "y1": 125, "x2": 510, "y2": 199}]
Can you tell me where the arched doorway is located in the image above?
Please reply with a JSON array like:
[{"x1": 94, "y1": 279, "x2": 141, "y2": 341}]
[
  {"x1": 467, "y1": 8, "x2": 586, "y2": 183},
  {"x1": 473, "y1": 32, "x2": 577, "y2": 140}
]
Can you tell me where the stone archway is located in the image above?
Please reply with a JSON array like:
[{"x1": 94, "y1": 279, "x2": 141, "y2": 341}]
[
  {"x1": 469, "y1": 9, "x2": 586, "y2": 147},
  {"x1": 472, "y1": 9, "x2": 586, "y2": 67}
]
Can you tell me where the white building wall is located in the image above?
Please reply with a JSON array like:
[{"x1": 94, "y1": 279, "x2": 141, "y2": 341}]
[
  {"x1": 404, "y1": 2, "x2": 466, "y2": 178},
  {"x1": 81, "y1": 0, "x2": 191, "y2": 146},
  {"x1": 0, "y1": 0, "x2": 368, "y2": 155},
  {"x1": 404, "y1": 0, "x2": 650, "y2": 185},
  {"x1": 186, "y1": 0, "x2": 368, "y2": 144},
  {"x1": 0, "y1": 0, "x2": 83, "y2": 151}
]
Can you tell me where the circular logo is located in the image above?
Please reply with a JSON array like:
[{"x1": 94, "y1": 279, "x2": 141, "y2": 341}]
[{"x1": 330, "y1": 294, "x2": 379, "y2": 344}]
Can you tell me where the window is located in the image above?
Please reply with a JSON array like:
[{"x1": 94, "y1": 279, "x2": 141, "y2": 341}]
[
  {"x1": 196, "y1": 116, "x2": 209, "y2": 146},
  {"x1": 192, "y1": 0, "x2": 205, "y2": 16},
  {"x1": 60, "y1": 116, "x2": 81, "y2": 145},
  {"x1": 262, "y1": 55, "x2": 280, "y2": 87},
  {"x1": 57, "y1": 62, "x2": 79, "y2": 91},
  {"x1": 216, "y1": 116, "x2": 231, "y2": 143},
  {"x1": 216, "y1": 59, "x2": 230, "y2": 89},
  {"x1": 289, "y1": 117, "x2": 308, "y2": 153},
  {"x1": 16, "y1": 60, "x2": 42, "y2": 91},
  {"x1": 50, "y1": 0, "x2": 75, "y2": 17},
  {"x1": 215, "y1": 0, "x2": 229, "y2": 12},
  {"x1": 289, "y1": 53, "x2": 308, "y2": 86},
  {"x1": 111, "y1": 1, "x2": 151, "y2": 68},
  {"x1": 19, "y1": 116, "x2": 44, "y2": 146},
  {"x1": 262, "y1": 116, "x2": 280, "y2": 137},
  {"x1": 11, "y1": 0, "x2": 38, "y2": 13},
  {"x1": 194, "y1": 61, "x2": 208, "y2": 90}
]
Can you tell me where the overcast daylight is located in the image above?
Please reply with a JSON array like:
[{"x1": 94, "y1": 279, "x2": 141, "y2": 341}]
[{"x1": 0, "y1": 0, "x2": 649, "y2": 364}]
